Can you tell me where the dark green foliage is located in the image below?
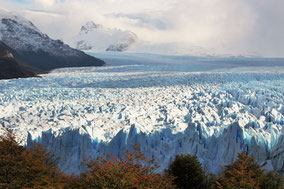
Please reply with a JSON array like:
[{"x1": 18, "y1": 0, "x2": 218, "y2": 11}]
[
  {"x1": 260, "y1": 171, "x2": 284, "y2": 189},
  {"x1": 166, "y1": 154, "x2": 206, "y2": 189}
]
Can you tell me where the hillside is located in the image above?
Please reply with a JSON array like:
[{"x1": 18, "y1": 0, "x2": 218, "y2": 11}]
[{"x1": 0, "y1": 41, "x2": 35, "y2": 79}]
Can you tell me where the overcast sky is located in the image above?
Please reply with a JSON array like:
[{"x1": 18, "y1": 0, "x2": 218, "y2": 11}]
[{"x1": 1, "y1": 0, "x2": 284, "y2": 57}]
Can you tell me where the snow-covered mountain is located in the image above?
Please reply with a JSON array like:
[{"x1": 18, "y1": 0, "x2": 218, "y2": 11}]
[
  {"x1": 72, "y1": 21, "x2": 138, "y2": 52},
  {"x1": 0, "y1": 9, "x2": 104, "y2": 71},
  {"x1": 70, "y1": 21, "x2": 260, "y2": 57},
  {"x1": 71, "y1": 21, "x2": 216, "y2": 56}
]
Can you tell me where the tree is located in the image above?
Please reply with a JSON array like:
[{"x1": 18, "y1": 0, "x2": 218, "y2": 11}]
[
  {"x1": 216, "y1": 153, "x2": 264, "y2": 189},
  {"x1": 0, "y1": 130, "x2": 65, "y2": 188},
  {"x1": 19, "y1": 143, "x2": 62, "y2": 188},
  {"x1": 79, "y1": 145, "x2": 176, "y2": 189},
  {"x1": 166, "y1": 154, "x2": 206, "y2": 189},
  {"x1": 0, "y1": 130, "x2": 25, "y2": 188},
  {"x1": 216, "y1": 152, "x2": 284, "y2": 189}
]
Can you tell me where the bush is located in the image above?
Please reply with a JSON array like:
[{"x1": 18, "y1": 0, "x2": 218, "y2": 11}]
[{"x1": 166, "y1": 154, "x2": 206, "y2": 189}]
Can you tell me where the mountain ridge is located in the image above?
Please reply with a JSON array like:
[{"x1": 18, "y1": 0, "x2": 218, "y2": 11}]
[{"x1": 0, "y1": 9, "x2": 105, "y2": 72}]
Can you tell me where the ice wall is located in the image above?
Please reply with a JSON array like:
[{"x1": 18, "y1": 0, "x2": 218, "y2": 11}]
[{"x1": 0, "y1": 68, "x2": 283, "y2": 175}]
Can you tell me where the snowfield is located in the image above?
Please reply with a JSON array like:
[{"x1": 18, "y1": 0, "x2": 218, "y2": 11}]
[{"x1": 0, "y1": 53, "x2": 283, "y2": 175}]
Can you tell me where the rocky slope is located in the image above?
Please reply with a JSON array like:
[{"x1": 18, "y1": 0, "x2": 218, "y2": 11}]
[
  {"x1": 0, "y1": 9, "x2": 104, "y2": 72},
  {"x1": 73, "y1": 21, "x2": 138, "y2": 52},
  {"x1": 0, "y1": 41, "x2": 35, "y2": 79}
]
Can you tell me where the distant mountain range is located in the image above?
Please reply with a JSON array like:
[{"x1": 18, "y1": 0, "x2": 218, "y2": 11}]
[
  {"x1": 69, "y1": 21, "x2": 218, "y2": 56},
  {"x1": 0, "y1": 9, "x2": 105, "y2": 79},
  {"x1": 68, "y1": 22, "x2": 224, "y2": 57},
  {"x1": 71, "y1": 21, "x2": 138, "y2": 52},
  {"x1": 68, "y1": 21, "x2": 261, "y2": 57}
]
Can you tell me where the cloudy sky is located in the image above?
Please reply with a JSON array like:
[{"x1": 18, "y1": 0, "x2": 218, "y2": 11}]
[{"x1": 0, "y1": 0, "x2": 284, "y2": 57}]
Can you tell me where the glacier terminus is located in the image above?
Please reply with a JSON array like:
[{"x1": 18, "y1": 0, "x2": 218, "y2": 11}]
[{"x1": 0, "y1": 52, "x2": 283, "y2": 175}]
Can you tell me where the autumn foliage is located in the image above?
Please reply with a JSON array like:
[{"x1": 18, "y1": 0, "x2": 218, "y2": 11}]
[
  {"x1": 0, "y1": 130, "x2": 175, "y2": 188},
  {"x1": 79, "y1": 145, "x2": 176, "y2": 189},
  {"x1": 0, "y1": 130, "x2": 283, "y2": 189},
  {"x1": 0, "y1": 130, "x2": 65, "y2": 188},
  {"x1": 216, "y1": 152, "x2": 284, "y2": 189}
]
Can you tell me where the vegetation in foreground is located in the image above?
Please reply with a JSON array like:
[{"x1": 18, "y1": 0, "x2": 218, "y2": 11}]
[{"x1": 0, "y1": 130, "x2": 283, "y2": 188}]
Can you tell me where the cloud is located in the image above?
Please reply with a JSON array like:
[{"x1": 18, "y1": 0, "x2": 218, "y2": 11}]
[
  {"x1": 107, "y1": 13, "x2": 170, "y2": 30},
  {"x1": 33, "y1": 0, "x2": 56, "y2": 8},
  {"x1": 0, "y1": 0, "x2": 284, "y2": 56},
  {"x1": 242, "y1": 0, "x2": 284, "y2": 57}
]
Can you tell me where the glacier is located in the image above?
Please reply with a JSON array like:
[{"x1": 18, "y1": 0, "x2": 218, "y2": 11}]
[{"x1": 0, "y1": 52, "x2": 283, "y2": 175}]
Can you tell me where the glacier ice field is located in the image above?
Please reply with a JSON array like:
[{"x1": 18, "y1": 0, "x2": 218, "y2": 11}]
[{"x1": 0, "y1": 52, "x2": 283, "y2": 175}]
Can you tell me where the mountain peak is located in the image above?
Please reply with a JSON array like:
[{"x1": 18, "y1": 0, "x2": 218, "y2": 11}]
[
  {"x1": 80, "y1": 21, "x2": 102, "y2": 33},
  {"x1": 73, "y1": 22, "x2": 138, "y2": 52},
  {"x1": 0, "y1": 9, "x2": 40, "y2": 33}
]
